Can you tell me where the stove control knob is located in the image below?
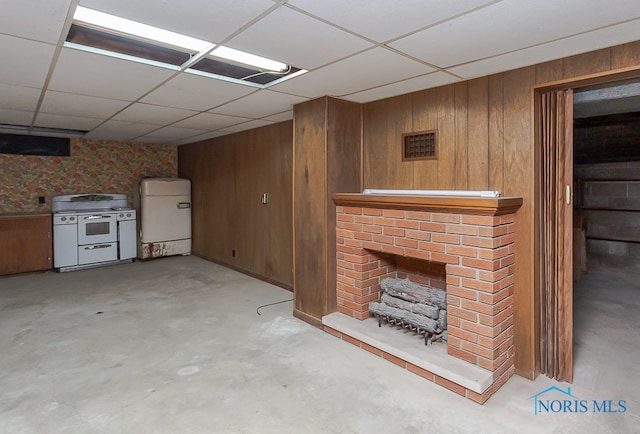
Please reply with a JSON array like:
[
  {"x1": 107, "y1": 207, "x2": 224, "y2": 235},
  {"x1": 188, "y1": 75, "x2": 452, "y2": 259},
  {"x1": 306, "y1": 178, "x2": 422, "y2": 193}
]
[
  {"x1": 61, "y1": 216, "x2": 66, "y2": 221},
  {"x1": 126, "y1": 213, "x2": 131, "y2": 218},
  {"x1": 70, "y1": 216, "x2": 75, "y2": 221},
  {"x1": 119, "y1": 213, "x2": 124, "y2": 218}
]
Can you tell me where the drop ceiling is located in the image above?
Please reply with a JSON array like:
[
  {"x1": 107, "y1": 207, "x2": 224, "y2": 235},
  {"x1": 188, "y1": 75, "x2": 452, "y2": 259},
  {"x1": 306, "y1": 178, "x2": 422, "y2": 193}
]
[{"x1": 1, "y1": 0, "x2": 640, "y2": 145}]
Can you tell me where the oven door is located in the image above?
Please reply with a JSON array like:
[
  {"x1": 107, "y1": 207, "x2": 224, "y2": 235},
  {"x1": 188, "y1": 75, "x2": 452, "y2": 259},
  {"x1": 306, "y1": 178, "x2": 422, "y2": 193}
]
[{"x1": 77, "y1": 213, "x2": 117, "y2": 245}]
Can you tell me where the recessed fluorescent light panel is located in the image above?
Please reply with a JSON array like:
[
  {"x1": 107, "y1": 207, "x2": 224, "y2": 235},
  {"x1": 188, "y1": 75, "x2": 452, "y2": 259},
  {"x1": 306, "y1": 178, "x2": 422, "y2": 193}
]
[{"x1": 68, "y1": 6, "x2": 306, "y2": 86}]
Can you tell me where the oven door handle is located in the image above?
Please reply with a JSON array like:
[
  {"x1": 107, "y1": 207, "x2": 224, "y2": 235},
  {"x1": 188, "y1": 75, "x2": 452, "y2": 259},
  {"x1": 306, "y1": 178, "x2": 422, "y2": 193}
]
[
  {"x1": 84, "y1": 215, "x2": 112, "y2": 220},
  {"x1": 84, "y1": 244, "x2": 112, "y2": 250}
]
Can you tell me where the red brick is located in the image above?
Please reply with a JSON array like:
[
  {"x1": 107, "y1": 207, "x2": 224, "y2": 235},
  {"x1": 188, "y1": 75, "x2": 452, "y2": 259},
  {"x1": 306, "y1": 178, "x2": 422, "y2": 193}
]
[
  {"x1": 496, "y1": 233, "x2": 515, "y2": 247},
  {"x1": 363, "y1": 208, "x2": 383, "y2": 216},
  {"x1": 336, "y1": 289, "x2": 355, "y2": 302},
  {"x1": 323, "y1": 326, "x2": 342, "y2": 339},
  {"x1": 448, "y1": 305, "x2": 478, "y2": 322},
  {"x1": 336, "y1": 229, "x2": 354, "y2": 239},
  {"x1": 447, "y1": 265, "x2": 477, "y2": 278},
  {"x1": 336, "y1": 305, "x2": 354, "y2": 317},
  {"x1": 447, "y1": 285, "x2": 478, "y2": 300},
  {"x1": 362, "y1": 224, "x2": 383, "y2": 234},
  {"x1": 354, "y1": 232, "x2": 373, "y2": 241},
  {"x1": 461, "y1": 214, "x2": 498, "y2": 226},
  {"x1": 337, "y1": 214, "x2": 354, "y2": 223},
  {"x1": 419, "y1": 222, "x2": 446, "y2": 232},
  {"x1": 461, "y1": 299, "x2": 495, "y2": 316},
  {"x1": 406, "y1": 211, "x2": 431, "y2": 221},
  {"x1": 447, "y1": 294, "x2": 461, "y2": 307},
  {"x1": 362, "y1": 342, "x2": 383, "y2": 357},
  {"x1": 353, "y1": 310, "x2": 371, "y2": 320},
  {"x1": 343, "y1": 207, "x2": 363, "y2": 215},
  {"x1": 431, "y1": 213, "x2": 461, "y2": 223},
  {"x1": 342, "y1": 334, "x2": 361, "y2": 347},
  {"x1": 460, "y1": 319, "x2": 497, "y2": 338},
  {"x1": 407, "y1": 363, "x2": 435, "y2": 381},
  {"x1": 373, "y1": 217, "x2": 396, "y2": 227},
  {"x1": 432, "y1": 233, "x2": 461, "y2": 245},
  {"x1": 382, "y1": 352, "x2": 407, "y2": 368},
  {"x1": 383, "y1": 227, "x2": 406, "y2": 237},
  {"x1": 381, "y1": 244, "x2": 404, "y2": 256},
  {"x1": 462, "y1": 257, "x2": 500, "y2": 271},
  {"x1": 462, "y1": 236, "x2": 498, "y2": 249},
  {"x1": 446, "y1": 245, "x2": 478, "y2": 258},
  {"x1": 434, "y1": 375, "x2": 466, "y2": 396},
  {"x1": 418, "y1": 241, "x2": 446, "y2": 253},
  {"x1": 461, "y1": 340, "x2": 494, "y2": 359},
  {"x1": 372, "y1": 234, "x2": 394, "y2": 245},
  {"x1": 362, "y1": 241, "x2": 382, "y2": 252},
  {"x1": 395, "y1": 238, "x2": 419, "y2": 249},
  {"x1": 404, "y1": 248, "x2": 431, "y2": 261},
  {"x1": 446, "y1": 275, "x2": 460, "y2": 286},
  {"x1": 430, "y1": 252, "x2": 460, "y2": 264},
  {"x1": 446, "y1": 224, "x2": 478, "y2": 236},
  {"x1": 396, "y1": 219, "x2": 420, "y2": 230},
  {"x1": 354, "y1": 215, "x2": 373, "y2": 224},
  {"x1": 461, "y1": 278, "x2": 498, "y2": 293},
  {"x1": 383, "y1": 209, "x2": 405, "y2": 218},
  {"x1": 405, "y1": 230, "x2": 431, "y2": 241},
  {"x1": 448, "y1": 345, "x2": 479, "y2": 365},
  {"x1": 447, "y1": 325, "x2": 478, "y2": 343},
  {"x1": 353, "y1": 261, "x2": 379, "y2": 272}
]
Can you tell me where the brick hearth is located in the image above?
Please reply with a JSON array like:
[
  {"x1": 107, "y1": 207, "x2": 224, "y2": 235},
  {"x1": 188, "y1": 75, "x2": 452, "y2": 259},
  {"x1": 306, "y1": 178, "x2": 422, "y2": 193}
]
[{"x1": 325, "y1": 193, "x2": 522, "y2": 403}]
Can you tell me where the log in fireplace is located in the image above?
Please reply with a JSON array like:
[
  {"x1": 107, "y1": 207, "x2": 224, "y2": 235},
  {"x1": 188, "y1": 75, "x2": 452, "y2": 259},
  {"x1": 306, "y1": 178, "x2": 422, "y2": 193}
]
[{"x1": 322, "y1": 191, "x2": 522, "y2": 404}]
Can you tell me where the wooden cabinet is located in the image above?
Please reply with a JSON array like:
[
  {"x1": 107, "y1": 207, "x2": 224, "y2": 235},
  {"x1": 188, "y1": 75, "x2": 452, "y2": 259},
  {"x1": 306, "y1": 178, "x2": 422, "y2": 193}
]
[
  {"x1": 293, "y1": 97, "x2": 362, "y2": 325},
  {"x1": 0, "y1": 213, "x2": 52, "y2": 275}
]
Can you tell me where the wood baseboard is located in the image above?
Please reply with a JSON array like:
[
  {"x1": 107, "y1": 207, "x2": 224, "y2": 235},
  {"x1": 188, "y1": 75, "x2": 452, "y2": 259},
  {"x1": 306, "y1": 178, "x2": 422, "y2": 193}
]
[{"x1": 293, "y1": 308, "x2": 323, "y2": 328}]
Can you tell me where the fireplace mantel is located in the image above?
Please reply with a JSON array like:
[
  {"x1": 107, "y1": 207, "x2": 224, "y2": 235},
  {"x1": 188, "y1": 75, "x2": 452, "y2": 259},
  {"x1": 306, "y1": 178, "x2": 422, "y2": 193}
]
[{"x1": 333, "y1": 193, "x2": 522, "y2": 216}]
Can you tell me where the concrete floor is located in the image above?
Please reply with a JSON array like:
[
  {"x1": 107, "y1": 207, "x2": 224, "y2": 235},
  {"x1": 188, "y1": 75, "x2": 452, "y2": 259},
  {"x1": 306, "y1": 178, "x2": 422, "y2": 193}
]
[{"x1": 0, "y1": 256, "x2": 638, "y2": 433}]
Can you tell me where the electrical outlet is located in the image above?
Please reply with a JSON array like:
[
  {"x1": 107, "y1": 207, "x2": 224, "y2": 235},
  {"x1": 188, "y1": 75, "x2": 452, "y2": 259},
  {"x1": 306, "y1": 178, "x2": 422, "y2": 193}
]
[{"x1": 38, "y1": 196, "x2": 45, "y2": 204}]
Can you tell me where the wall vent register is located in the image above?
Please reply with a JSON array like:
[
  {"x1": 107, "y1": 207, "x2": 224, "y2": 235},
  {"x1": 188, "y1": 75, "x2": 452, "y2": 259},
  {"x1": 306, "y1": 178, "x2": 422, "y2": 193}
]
[{"x1": 402, "y1": 130, "x2": 437, "y2": 161}]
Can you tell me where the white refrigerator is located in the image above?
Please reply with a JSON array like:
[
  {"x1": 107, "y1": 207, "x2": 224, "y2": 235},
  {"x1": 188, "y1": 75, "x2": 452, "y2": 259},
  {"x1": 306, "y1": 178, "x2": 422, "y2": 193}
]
[{"x1": 136, "y1": 178, "x2": 191, "y2": 259}]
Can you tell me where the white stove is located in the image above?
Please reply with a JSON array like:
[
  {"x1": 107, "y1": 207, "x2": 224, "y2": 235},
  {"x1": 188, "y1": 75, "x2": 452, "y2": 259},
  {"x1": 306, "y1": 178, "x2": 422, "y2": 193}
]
[{"x1": 52, "y1": 194, "x2": 137, "y2": 272}]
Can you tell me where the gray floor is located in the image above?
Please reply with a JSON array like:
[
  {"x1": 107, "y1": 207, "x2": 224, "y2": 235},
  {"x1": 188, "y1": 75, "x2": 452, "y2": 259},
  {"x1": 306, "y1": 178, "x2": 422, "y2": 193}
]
[{"x1": 1, "y1": 256, "x2": 638, "y2": 433}]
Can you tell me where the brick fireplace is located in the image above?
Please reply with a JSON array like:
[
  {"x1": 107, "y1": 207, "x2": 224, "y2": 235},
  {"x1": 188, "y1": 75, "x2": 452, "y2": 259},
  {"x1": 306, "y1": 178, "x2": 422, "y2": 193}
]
[{"x1": 322, "y1": 193, "x2": 522, "y2": 403}]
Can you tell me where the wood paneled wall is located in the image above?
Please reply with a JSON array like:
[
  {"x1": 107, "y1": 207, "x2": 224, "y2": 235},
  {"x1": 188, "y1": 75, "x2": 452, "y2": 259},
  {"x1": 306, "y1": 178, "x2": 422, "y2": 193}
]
[
  {"x1": 178, "y1": 121, "x2": 293, "y2": 288},
  {"x1": 362, "y1": 40, "x2": 640, "y2": 379},
  {"x1": 293, "y1": 97, "x2": 362, "y2": 324}
]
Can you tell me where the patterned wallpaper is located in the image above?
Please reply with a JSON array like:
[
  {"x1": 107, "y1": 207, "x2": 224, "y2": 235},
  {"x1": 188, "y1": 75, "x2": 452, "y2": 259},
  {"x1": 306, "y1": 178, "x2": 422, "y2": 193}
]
[{"x1": 0, "y1": 138, "x2": 178, "y2": 213}]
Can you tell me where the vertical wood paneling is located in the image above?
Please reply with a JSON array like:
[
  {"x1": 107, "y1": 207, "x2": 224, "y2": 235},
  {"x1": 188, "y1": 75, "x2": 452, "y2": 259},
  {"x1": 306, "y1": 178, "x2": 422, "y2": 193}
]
[
  {"x1": 563, "y1": 48, "x2": 612, "y2": 78},
  {"x1": 611, "y1": 41, "x2": 640, "y2": 69},
  {"x1": 294, "y1": 98, "x2": 329, "y2": 319},
  {"x1": 535, "y1": 59, "x2": 564, "y2": 85},
  {"x1": 503, "y1": 66, "x2": 536, "y2": 379},
  {"x1": 412, "y1": 88, "x2": 439, "y2": 188},
  {"x1": 437, "y1": 86, "x2": 456, "y2": 189},
  {"x1": 454, "y1": 82, "x2": 469, "y2": 189},
  {"x1": 178, "y1": 122, "x2": 292, "y2": 287},
  {"x1": 363, "y1": 95, "x2": 413, "y2": 189},
  {"x1": 467, "y1": 77, "x2": 489, "y2": 189},
  {"x1": 488, "y1": 74, "x2": 505, "y2": 192},
  {"x1": 293, "y1": 97, "x2": 362, "y2": 322}
]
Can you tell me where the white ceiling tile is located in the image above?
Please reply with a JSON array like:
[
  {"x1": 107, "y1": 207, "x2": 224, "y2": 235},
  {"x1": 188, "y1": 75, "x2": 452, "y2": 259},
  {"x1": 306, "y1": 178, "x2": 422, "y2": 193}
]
[
  {"x1": 287, "y1": 0, "x2": 496, "y2": 42},
  {"x1": 0, "y1": 109, "x2": 34, "y2": 126},
  {"x1": 135, "y1": 126, "x2": 209, "y2": 142},
  {"x1": 113, "y1": 103, "x2": 197, "y2": 125},
  {"x1": 390, "y1": 0, "x2": 640, "y2": 68},
  {"x1": 84, "y1": 120, "x2": 160, "y2": 141},
  {"x1": 141, "y1": 72, "x2": 255, "y2": 111},
  {"x1": 449, "y1": 18, "x2": 640, "y2": 80},
  {"x1": 40, "y1": 91, "x2": 130, "y2": 118},
  {"x1": 0, "y1": 84, "x2": 41, "y2": 112},
  {"x1": 34, "y1": 113, "x2": 103, "y2": 131},
  {"x1": 210, "y1": 90, "x2": 308, "y2": 119},
  {"x1": 220, "y1": 119, "x2": 274, "y2": 133},
  {"x1": 0, "y1": 0, "x2": 73, "y2": 43},
  {"x1": 225, "y1": 6, "x2": 372, "y2": 69},
  {"x1": 345, "y1": 72, "x2": 461, "y2": 103},
  {"x1": 172, "y1": 112, "x2": 251, "y2": 130},
  {"x1": 271, "y1": 47, "x2": 435, "y2": 98},
  {"x1": 48, "y1": 47, "x2": 175, "y2": 100},
  {"x1": 79, "y1": 0, "x2": 276, "y2": 43},
  {"x1": 0, "y1": 35, "x2": 56, "y2": 88}
]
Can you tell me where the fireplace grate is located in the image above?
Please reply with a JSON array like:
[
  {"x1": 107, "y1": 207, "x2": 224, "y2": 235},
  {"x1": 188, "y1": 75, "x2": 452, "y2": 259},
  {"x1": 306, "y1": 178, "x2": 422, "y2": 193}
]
[{"x1": 373, "y1": 313, "x2": 447, "y2": 345}]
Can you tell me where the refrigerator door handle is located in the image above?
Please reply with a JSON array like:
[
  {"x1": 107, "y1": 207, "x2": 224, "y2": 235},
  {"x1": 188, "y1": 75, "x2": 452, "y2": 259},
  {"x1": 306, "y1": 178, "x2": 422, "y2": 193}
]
[{"x1": 177, "y1": 202, "x2": 191, "y2": 209}]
